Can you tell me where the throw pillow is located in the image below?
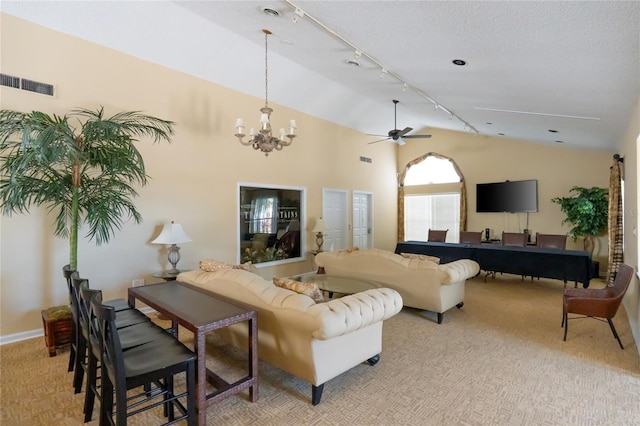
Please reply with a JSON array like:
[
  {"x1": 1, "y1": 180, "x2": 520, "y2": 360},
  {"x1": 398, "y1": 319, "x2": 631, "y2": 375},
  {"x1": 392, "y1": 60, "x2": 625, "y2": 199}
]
[
  {"x1": 200, "y1": 259, "x2": 260, "y2": 274},
  {"x1": 199, "y1": 259, "x2": 234, "y2": 272},
  {"x1": 273, "y1": 278, "x2": 324, "y2": 303},
  {"x1": 400, "y1": 252, "x2": 440, "y2": 264},
  {"x1": 234, "y1": 261, "x2": 259, "y2": 274},
  {"x1": 338, "y1": 247, "x2": 359, "y2": 254}
]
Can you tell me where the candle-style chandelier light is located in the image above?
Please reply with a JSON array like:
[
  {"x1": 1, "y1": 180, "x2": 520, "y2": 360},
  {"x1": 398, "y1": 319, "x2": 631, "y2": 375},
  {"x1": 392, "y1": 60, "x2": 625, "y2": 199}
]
[{"x1": 234, "y1": 29, "x2": 297, "y2": 156}]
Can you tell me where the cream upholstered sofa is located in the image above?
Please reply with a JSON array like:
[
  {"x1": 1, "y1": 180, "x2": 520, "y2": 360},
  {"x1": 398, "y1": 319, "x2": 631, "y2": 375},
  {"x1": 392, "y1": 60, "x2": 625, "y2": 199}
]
[
  {"x1": 177, "y1": 268, "x2": 402, "y2": 405},
  {"x1": 315, "y1": 248, "x2": 480, "y2": 324}
]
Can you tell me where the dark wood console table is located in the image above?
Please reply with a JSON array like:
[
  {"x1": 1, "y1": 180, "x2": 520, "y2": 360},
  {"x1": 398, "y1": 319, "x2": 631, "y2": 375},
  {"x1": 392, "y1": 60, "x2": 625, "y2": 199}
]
[
  {"x1": 395, "y1": 241, "x2": 594, "y2": 288},
  {"x1": 128, "y1": 281, "x2": 258, "y2": 425}
]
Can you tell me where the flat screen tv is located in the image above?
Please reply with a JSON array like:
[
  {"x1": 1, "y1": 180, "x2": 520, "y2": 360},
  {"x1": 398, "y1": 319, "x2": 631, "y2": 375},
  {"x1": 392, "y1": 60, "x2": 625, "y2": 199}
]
[{"x1": 476, "y1": 179, "x2": 538, "y2": 213}]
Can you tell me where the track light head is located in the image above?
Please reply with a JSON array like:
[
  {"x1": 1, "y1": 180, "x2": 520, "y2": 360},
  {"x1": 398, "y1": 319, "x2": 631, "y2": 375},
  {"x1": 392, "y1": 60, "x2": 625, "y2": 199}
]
[{"x1": 292, "y1": 8, "x2": 304, "y2": 23}]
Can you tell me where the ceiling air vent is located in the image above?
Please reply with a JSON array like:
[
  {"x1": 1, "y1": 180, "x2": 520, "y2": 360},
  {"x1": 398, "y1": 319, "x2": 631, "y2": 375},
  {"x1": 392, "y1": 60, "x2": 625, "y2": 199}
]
[
  {"x1": 0, "y1": 73, "x2": 20, "y2": 89},
  {"x1": 0, "y1": 73, "x2": 54, "y2": 96}
]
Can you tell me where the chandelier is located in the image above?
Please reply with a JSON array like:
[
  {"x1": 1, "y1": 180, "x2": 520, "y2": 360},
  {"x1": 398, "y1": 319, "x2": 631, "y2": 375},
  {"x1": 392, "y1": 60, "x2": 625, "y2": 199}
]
[{"x1": 235, "y1": 29, "x2": 297, "y2": 156}]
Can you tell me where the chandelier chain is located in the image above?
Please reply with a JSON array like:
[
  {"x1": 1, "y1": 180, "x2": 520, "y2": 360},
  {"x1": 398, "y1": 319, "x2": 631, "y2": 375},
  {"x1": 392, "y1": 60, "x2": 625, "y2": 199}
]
[{"x1": 264, "y1": 30, "x2": 269, "y2": 108}]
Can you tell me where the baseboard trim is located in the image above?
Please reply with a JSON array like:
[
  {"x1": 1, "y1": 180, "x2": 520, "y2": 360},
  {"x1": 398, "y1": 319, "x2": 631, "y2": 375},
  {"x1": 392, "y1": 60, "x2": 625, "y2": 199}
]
[
  {"x1": 0, "y1": 329, "x2": 43, "y2": 345},
  {"x1": 0, "y1": 307, "x2": 157, "y2": 346}
]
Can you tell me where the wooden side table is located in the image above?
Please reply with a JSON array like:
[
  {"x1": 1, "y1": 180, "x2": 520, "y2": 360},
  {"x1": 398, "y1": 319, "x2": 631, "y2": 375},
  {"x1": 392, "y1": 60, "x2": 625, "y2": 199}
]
[
  {"x1": 153, "y1": 270, "x2": 181, "y2": 281},
  {"x1": 41, "y1": 306, "x2": 73, "y2": 357},
  {"x1": 128, "y1": 282, "x2": 258, "y2": 425}
]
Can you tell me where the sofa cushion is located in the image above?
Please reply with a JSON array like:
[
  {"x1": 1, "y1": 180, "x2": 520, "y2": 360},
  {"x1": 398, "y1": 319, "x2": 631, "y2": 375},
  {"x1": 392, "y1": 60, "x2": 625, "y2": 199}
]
[
  {"x1": 400, "y1": 252, "x2": 440, "y2": 264},
  {"x1": 273, "y1": 277, "x2": 324, "y2": 303}
]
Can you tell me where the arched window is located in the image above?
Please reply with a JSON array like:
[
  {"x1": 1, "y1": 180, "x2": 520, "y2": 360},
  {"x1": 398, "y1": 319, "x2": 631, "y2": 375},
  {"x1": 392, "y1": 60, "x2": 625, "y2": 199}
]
[
  {"x1": 404, "y1": 156, "x2": 460, "y2": 185},
  {"x1": 398, "y1": 153, "x2": 467, "y2": 243}
]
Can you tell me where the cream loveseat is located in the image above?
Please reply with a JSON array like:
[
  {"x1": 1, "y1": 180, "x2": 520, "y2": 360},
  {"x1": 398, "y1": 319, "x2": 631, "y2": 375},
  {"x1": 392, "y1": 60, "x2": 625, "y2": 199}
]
[
  {"x1": 177, "y1": 268, "x2": 403, "y2": 405},
  {"x1": 315, "y1": 248, "x2": 480, "y2": 324}
]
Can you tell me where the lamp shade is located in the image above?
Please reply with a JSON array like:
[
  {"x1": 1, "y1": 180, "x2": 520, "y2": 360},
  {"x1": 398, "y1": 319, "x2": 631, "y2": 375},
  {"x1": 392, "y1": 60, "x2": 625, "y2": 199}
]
[
  {"x1": 151, "y1": 222, "x2": 192, "y2": 245},
  {"x1": 312, "y1": 218, "x2": 329, "y2": 234}
]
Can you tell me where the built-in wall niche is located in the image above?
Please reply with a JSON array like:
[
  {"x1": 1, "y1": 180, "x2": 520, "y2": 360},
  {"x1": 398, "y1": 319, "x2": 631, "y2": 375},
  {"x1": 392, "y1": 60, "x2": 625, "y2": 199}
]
[{"x1": 238, "y1": 183, "x2": 306, "y2": 266}]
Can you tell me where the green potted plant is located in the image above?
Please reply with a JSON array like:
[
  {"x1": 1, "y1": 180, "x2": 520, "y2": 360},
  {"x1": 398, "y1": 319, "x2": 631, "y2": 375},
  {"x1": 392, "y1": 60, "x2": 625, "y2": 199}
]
[
  {"x1": 0, "y1": 107, "x2": 174, "y2": 271},
  {"x1": 551, "y1": 186, "x2": 608, "y2": 254}
]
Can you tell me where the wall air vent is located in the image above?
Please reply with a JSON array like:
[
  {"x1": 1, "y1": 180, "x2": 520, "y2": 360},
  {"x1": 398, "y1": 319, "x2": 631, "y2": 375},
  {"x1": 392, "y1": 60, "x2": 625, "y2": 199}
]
[
  {"x1": 21, "y1": 78, "x2": 54, "y2": 96},
  {"x1": 359, "y1": 156, "x2": 372, "y2": 163},
  {"x1": 0, "y1": 73, "x2": 55, "y2": 96},
  {"x1": 0, "y1": 73, "x2": 20, "y2": 89}
]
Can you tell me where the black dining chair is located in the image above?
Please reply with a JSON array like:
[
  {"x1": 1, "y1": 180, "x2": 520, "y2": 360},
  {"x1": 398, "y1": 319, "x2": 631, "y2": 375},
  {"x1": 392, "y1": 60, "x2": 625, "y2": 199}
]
[
  {"x1": 80, "y1": 285, "x2": 178, "y2": 423},
  {"x1": 91, "y1": 295, "x2": 197, "y2": 425},
  {"x1": 63, "y1": 265, "x2": 78, "y2": 373},
  {"x1": 71, "y1": 276, "x2": 150, "y2": 395}
]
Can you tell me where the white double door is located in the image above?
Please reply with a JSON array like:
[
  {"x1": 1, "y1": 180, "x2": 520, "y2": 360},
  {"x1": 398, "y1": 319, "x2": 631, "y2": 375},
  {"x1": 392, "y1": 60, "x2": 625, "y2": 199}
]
[{"x1": 322, "y1": 189, "x2": 373, "y2": 251}]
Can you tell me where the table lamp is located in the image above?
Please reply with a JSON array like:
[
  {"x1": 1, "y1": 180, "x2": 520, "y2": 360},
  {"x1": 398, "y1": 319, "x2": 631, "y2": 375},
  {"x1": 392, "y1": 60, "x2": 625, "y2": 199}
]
[
  {"x1": 312, "y1": 217, "x2": 329, "y2": 252},
  {"x1": 151, "y1": 221, "x2": 192, "y2": 274}
]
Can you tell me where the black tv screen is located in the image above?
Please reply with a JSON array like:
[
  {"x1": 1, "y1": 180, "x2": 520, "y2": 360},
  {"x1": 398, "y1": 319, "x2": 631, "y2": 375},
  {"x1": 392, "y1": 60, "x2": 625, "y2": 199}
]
[{"x1": 476, "y1": 180, "x2": 538, "y2": 213}]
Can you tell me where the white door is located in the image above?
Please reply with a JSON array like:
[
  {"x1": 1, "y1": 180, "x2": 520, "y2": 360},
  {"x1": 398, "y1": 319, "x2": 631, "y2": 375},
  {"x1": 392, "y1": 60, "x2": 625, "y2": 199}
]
[
  {"x1": 353, "y1": 191, "x2": 373, "y2": 248},
  {"x1": 322, "y1": 189, "x2": 349, "y2": 251}
]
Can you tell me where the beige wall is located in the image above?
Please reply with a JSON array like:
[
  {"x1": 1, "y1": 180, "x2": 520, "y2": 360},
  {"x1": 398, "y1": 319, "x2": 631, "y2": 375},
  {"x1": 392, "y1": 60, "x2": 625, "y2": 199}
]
[
  {"x1": 619, "y1": 95, "x2": 640, "y2": 351},
  {"x1": 1, "y1": 14, "x2": 637, "y2": 356},
  {"x1": 0, "y1": 15, "x2": 398, "y2": 336}
]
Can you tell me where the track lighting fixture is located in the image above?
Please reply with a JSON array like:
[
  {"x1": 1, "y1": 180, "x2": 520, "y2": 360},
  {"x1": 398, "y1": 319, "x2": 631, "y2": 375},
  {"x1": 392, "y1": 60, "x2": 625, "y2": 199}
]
[
  {"x1": 281, "y1": 0, "x2": 480, "y2": 135},
  {"x1": 347, "y1": 50, "x2": 362, "y2": 66},
  {"x1": 292, "y1": 8, "x2": 304, "y2": 23}
]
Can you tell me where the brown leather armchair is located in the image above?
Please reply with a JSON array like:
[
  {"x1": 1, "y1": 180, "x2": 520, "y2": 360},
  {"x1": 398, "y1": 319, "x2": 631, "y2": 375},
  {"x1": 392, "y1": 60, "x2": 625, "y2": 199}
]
[
  {"x1": 427, "y1": 229, "x2": 448, "y2": 242},
  {"x1": 459, "y1": 231, "x2": 482, "y2": 244},
  {"x1": 501, "y1": 232, "x2": 527, "y2": 247},
  {"x1": 562, "y1": 263, "x2": 633, "y2": 349},
  {"x1": 536, "y1": 233, "x2": 567, "y2": 249}
]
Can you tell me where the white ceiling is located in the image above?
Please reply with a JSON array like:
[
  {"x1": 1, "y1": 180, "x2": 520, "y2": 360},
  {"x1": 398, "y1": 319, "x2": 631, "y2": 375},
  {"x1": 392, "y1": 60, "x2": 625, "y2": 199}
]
[{"x1": 2, "y1": 1, "x2": 639, "y2": 151}]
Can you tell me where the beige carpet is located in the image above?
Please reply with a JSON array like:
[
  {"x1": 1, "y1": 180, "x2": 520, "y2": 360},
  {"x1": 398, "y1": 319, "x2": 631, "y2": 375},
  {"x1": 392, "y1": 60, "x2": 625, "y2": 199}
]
[{"x1": 1, "y1": 275, "x2": 639, "y2": 425}]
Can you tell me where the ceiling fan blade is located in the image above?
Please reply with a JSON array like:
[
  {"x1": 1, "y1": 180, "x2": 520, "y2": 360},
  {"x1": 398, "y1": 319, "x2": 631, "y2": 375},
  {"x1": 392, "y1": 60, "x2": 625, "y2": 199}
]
[
  {"x1": 367, "y1": 137, "x2": 391, "y2": 145},
  {"x1": 366, "y1": 133, "x2": 388, "y2": 137},
  {"x1": 402, "y1": 134, "x2": 432, "y2": 139},
  {"x1": 397, "y1": 127, "x2": 413, "y2": 138}
]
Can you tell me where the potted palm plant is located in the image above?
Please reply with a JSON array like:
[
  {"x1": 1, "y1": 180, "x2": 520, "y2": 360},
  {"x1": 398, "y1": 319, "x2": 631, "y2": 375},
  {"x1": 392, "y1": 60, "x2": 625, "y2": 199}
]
[
  {"x1": 0, "y1": 107, "x2": 174, "y2": 271},
  {"x1": 551, "y1": 186, "x2": 608, "y2": 255}
]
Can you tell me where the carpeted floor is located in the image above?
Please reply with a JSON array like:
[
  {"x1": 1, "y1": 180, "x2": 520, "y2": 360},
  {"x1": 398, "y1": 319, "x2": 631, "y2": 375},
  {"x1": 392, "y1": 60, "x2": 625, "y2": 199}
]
[{"x1": 1, "y1": 275, "x2": 639, "y2": 425}]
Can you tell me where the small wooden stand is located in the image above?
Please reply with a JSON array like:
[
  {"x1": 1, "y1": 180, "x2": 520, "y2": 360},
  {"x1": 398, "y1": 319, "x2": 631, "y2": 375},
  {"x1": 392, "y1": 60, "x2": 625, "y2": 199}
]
[{"x1": 41, "y1": 306, "x2": 73, "y2": 357}]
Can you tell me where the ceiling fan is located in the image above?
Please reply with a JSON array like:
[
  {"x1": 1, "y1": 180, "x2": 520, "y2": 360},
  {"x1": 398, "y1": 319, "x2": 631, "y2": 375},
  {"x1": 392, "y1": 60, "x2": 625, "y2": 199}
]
[{"x1": 367, "y1": 100, "x2": 432, "y2": 146}]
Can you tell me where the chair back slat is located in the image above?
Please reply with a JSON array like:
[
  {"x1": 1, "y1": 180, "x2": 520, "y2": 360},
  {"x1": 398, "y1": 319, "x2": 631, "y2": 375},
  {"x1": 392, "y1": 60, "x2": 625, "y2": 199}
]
[
  {"x1": 536, "y1": 233, "x2": 567, "y2": 250},
  {"x1": 428, "y1": 229, "x2": 448, "y2": 242},
  {"x1": 460, "y1": 231, "x2": 482, "y2": 244},
  {"x1": 501, "y1": 232, "x2": 527, "y2": 247},
  {"x1": 610, "y1": 263, "x2": 634, "y2": 302},
  {"x1": 91, "y1": 297, "x2": 125, "y2": 394}
]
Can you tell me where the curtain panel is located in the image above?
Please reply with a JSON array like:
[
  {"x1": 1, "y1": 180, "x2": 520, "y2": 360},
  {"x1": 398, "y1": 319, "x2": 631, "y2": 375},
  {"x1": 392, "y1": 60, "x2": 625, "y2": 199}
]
[{"x1": 606, "y1": 155, "x2": 624, "y2": 285}]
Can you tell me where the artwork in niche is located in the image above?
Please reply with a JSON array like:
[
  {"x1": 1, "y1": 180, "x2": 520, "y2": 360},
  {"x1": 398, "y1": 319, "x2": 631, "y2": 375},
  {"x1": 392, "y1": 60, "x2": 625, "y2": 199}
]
[{"x1": 239, "y1": 184, "x2": 305, "y2": 266}]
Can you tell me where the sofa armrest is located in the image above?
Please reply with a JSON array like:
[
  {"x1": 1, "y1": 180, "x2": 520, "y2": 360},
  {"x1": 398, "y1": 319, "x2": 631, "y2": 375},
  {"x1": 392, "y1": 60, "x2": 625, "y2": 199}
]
[
  {"x1": 307, "y1": 288, "x2": 403, "y2": 340},
  {"x1": 441, "y1": 259, "x2": 480, "y2": 284}
]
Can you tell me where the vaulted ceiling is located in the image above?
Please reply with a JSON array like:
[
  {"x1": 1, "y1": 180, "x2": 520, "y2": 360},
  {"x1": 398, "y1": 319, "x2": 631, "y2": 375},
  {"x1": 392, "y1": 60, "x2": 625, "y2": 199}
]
[{"x1": 3, "y1": 1, "x2": 639, "y2": 151}]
